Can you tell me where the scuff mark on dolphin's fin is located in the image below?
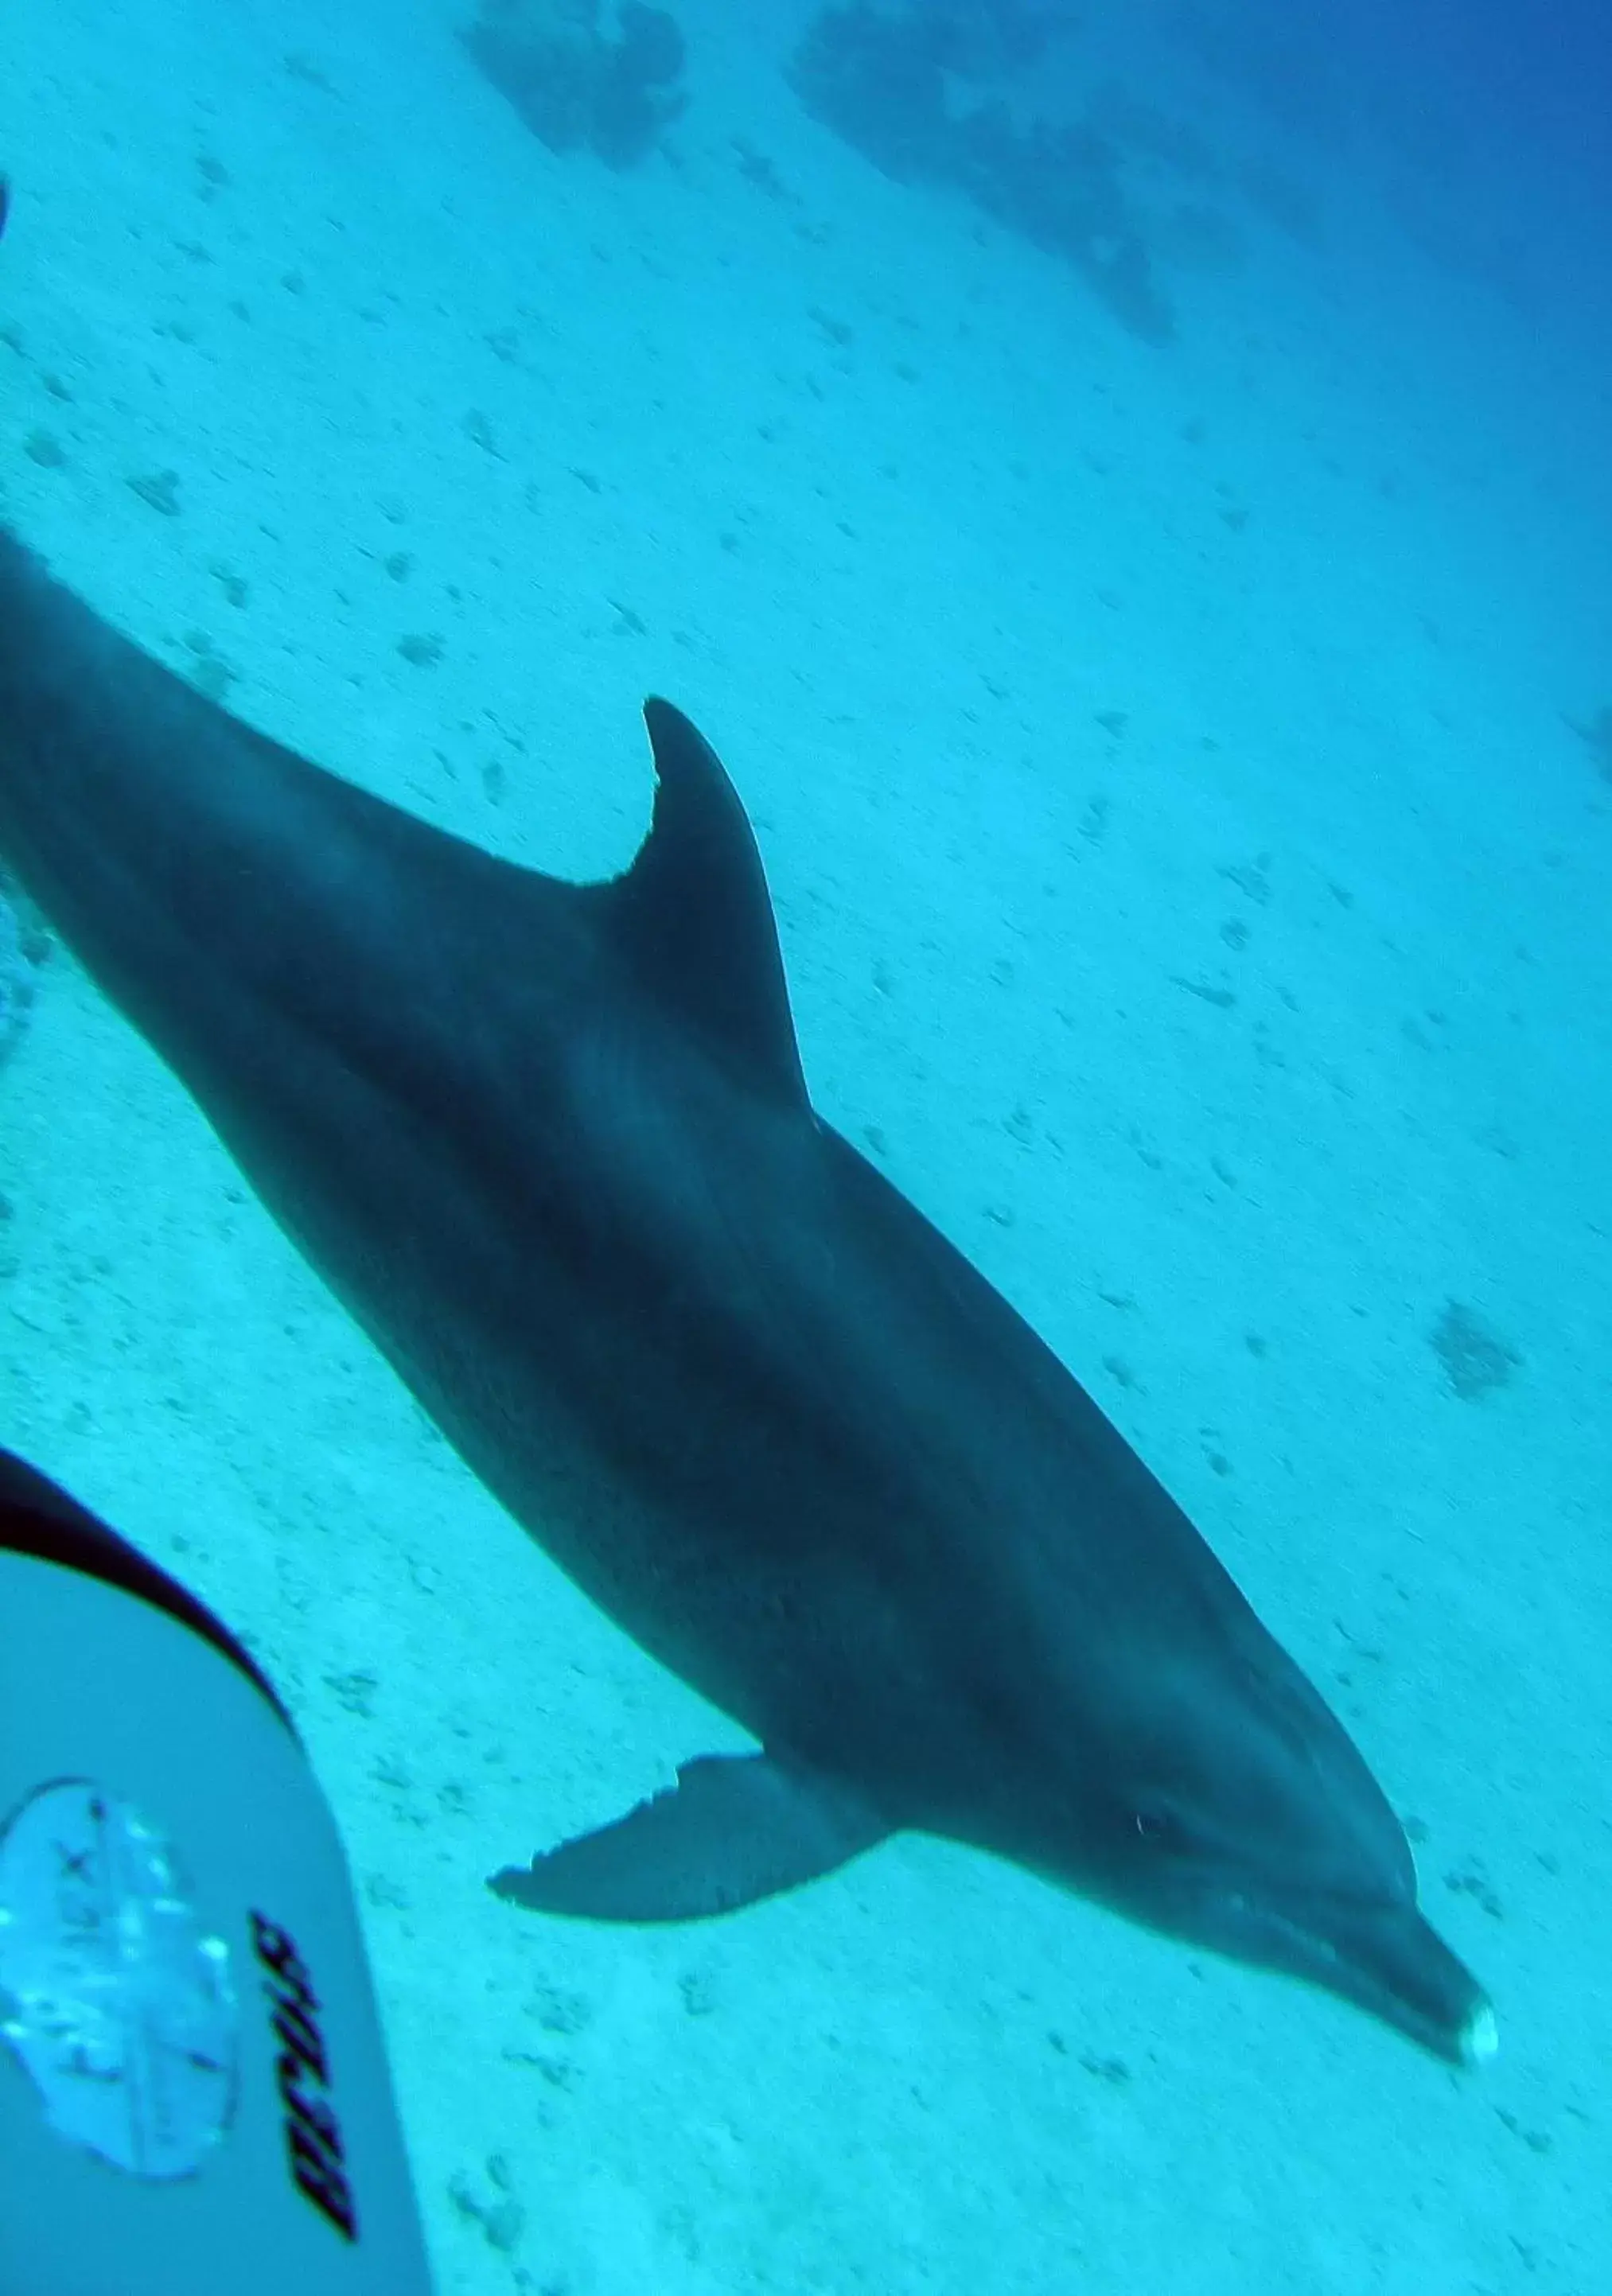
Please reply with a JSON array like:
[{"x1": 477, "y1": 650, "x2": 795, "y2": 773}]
[
  {"x1": 602, "y1": 699, "x2": 809, "y2": 1111},
  {"x1": 488, "y1": 1750, "x2": 889, "y2": 1920}
]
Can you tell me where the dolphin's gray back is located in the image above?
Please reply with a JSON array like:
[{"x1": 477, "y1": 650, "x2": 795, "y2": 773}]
[
  {"x1": 0, "y1": 528, "x2": 601, "y2": 1119},
  {"x1": 0, "y1": 530, "x2": 1232, "y2": 1778}
]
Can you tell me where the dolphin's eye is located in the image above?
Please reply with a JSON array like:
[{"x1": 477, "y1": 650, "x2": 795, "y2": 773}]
[{"x1": 1133, "y1": 1805, "x2": 1189, "y2": 1850}]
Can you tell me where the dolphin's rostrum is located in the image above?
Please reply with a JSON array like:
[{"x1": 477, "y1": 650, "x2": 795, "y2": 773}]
[{"x1": 0, "y1": 524, "x2": 1493, "y2": 2065}]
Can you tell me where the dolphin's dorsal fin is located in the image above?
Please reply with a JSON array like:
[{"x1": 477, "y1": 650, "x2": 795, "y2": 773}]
[{"x1": 603, "y1": 698, "x2": 808, "y2": 1108}]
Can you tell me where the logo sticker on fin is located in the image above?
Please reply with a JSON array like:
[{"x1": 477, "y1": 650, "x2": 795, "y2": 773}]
[{"x1": 0, "y1": 1778, "x2": 237, "y2": 2177}]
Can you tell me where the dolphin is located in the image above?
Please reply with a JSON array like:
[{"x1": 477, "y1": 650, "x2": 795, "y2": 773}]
[{"x1": 0, "y1": 520, "x2": 1493, "y2": 2066}]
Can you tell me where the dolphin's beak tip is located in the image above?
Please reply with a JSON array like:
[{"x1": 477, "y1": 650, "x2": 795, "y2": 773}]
[{"x1": 1459, "y1": 1998, "x2": 1500, "y2": 2068}]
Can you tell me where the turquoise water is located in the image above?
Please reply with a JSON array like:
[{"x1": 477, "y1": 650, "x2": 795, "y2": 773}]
[{"x1": 2, "y1": 2, "x2": 1608, "y2": 2289}]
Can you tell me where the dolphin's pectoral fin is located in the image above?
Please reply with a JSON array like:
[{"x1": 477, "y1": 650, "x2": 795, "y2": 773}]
[{"x1": 487, "y1": 1750, "x2": 890, "y2": 1921}]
